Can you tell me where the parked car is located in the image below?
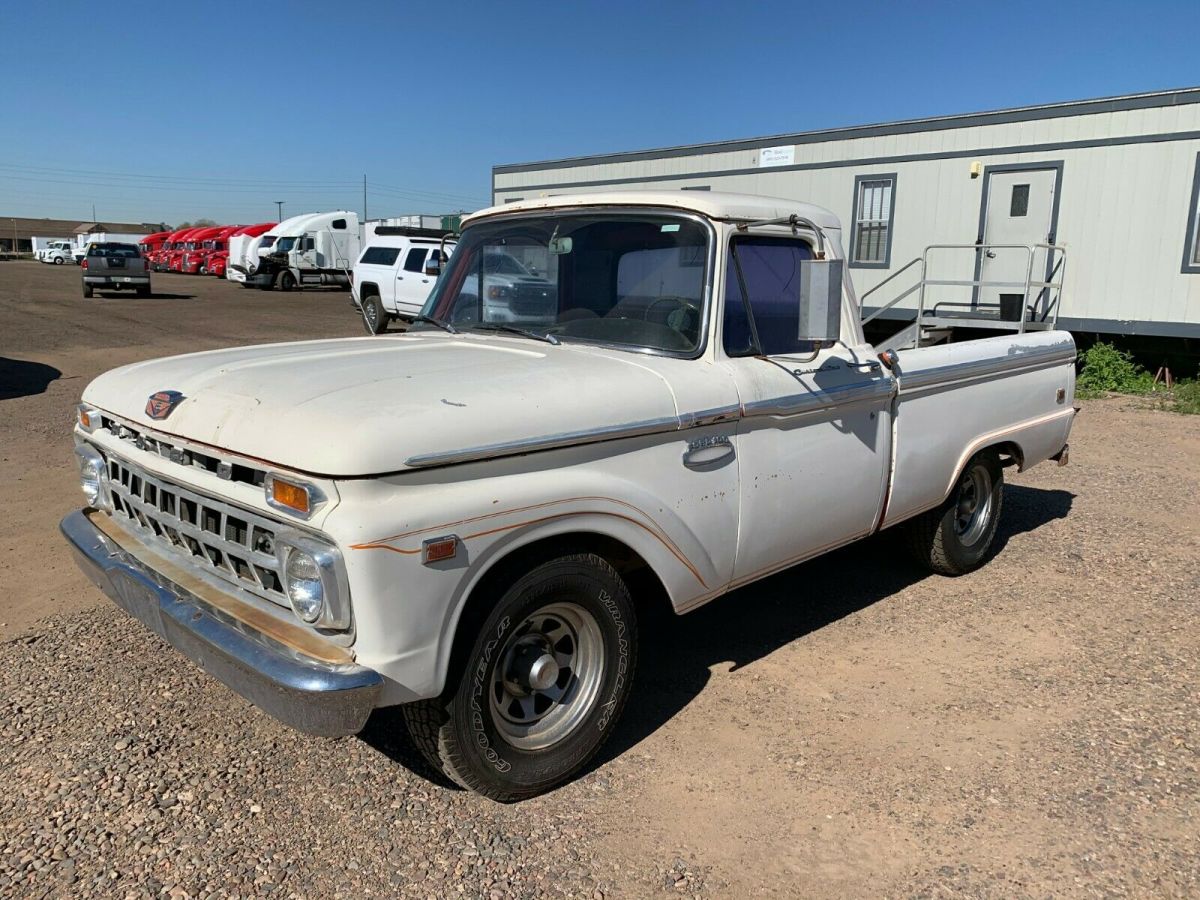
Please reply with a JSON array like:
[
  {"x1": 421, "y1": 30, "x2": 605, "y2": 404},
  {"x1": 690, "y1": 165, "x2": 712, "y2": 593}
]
[
  {"x1": 351, "y1": 227, "x2": 456, "y2": 333},
  {"x1": 62, "y1": 191, "x2": 1076, "y2": 801},
  {"x1": 81, "y1": 242, "x2": 151, "y2": 298}
]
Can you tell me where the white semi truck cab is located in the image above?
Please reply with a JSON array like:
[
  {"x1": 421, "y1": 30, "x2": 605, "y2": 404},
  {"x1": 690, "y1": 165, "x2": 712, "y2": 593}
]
[{"x1": 238, "y1": 210, "x2": 360, "y2": 291}]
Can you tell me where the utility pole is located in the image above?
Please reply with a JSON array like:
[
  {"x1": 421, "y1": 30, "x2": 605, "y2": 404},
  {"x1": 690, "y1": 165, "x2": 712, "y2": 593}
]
[
  {"x1": 11, "y1": 218, "x2": 17, "y2": 255},
  {"x1": 274, "y1": 201, "x2": 285, "y2": 222},
  {"x1": 91, "y1": 203, "x2": 96, "y2": 222},
  {"x1": 363, "y1": 174, "x2": 367, "y2": 223}
]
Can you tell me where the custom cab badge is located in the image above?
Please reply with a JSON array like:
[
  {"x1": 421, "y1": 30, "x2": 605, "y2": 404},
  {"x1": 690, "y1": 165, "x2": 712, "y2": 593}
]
[{"x1": 145, "y1": 390, "x2": 185, "y2": 420}]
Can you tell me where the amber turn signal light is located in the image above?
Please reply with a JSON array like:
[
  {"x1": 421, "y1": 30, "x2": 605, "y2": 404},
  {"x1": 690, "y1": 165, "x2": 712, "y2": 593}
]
[
  {"x1": 422, "y1": 535, "x2": 459, "y2": 565},
  {"x1": 270, "y1": 477, "x2": 311, "y2": 515}
]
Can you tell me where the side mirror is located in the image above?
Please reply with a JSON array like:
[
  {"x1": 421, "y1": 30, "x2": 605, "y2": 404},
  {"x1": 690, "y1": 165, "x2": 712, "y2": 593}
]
[
  {"x1": 423, "y1": 255, "x2": 442, "y2": 276},
  {"x1": 796, "y1": 258, "x2": 843, "y2": 345}
]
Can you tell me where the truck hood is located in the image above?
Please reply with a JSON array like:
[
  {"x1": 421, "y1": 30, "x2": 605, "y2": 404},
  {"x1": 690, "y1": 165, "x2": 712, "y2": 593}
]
[{"x1": 82, "y1": 334, "x2": 681, "y2": 476}]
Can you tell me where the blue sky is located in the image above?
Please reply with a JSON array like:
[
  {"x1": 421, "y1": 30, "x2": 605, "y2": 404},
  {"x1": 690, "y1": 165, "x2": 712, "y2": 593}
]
[{"x1": 0, "y1": 0, "x2": 1195, "y2": 226}]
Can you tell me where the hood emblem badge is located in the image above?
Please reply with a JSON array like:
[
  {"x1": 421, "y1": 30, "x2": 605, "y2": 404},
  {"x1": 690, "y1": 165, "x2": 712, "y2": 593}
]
[{"x1": 145, "y1": 390, "x2": 185, "y2": 420}]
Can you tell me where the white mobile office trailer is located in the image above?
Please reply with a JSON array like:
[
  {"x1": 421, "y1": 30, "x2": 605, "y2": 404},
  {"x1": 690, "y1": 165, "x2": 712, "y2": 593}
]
[{"x1": 493, "y1": 88, "x2": 1200, "y2": 341}]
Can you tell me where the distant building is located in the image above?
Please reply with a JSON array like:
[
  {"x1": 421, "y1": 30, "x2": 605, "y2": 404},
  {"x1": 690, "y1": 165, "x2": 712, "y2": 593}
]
[
  {"x1": 493, "y1": 88, "x2": 1200, "y2": 340},
  {"x1": 1, "y1": 217, "x2": 167, "y2": 253}
]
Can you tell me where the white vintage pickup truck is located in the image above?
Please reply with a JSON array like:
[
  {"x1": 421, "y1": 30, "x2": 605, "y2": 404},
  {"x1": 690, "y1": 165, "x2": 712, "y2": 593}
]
[{"x1": 63, "y1": 191, "x2": 1076, "y2": 801}]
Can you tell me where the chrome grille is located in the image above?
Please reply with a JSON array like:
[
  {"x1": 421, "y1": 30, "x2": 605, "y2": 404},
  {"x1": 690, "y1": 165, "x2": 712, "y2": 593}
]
[{"x1": 106, "y1": 454, "x2": 287, "y2": 606}]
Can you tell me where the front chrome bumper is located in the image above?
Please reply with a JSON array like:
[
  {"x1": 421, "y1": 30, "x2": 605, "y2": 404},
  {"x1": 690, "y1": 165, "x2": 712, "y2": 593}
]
[{"x1": 60, "y1": 510, "x2": 382, "y2": 737}]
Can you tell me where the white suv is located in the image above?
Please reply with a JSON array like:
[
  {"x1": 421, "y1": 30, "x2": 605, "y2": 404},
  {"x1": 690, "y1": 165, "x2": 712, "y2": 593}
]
[{"x1": 351, "y1": 229, "x2": 455, "y2": 334}]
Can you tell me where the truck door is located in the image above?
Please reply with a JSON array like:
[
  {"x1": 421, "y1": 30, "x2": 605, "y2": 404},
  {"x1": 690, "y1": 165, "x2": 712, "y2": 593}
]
[
  {"x1": 395, "y1": 246, "x2": 437, "y2": 316},
  {"x1": 298, "y1": 233, "x2": 319, "y2": 270},
  {"x1": 721, "y1": 234, "x2": 893, "y2": 583},
  {"x1": 976, "y1": 164, "x2": 1061, "y2": 317}
]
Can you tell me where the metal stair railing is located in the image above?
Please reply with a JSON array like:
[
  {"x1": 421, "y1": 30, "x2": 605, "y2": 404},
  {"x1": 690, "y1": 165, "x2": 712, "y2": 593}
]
[{"x1": 861, "y1": 243, "x2": 1067, "y2": 345}]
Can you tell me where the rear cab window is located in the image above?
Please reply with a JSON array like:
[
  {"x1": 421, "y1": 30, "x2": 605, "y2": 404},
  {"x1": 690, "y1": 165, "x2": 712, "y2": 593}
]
[
  {"x1": 88, "y1": 243, "x2": 141, "y2": 259},
  {"x1": 359, "y1": 246, "x2": 402, "y2": 266}
]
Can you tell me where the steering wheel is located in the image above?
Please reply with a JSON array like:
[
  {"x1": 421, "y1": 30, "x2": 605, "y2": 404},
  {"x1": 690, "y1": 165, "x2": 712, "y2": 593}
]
[{"x1": 644, "y1": 295, "x2": 699, "y2": 334}]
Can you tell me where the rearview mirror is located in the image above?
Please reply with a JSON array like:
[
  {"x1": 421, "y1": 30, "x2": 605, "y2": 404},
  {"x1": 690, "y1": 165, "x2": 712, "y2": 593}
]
[
  {"x1": 797, "y1": 258, "x2": 843, "y2": 344},
  {"x1": 423, "y1": 254, "x2": 442, "y2": 276}
]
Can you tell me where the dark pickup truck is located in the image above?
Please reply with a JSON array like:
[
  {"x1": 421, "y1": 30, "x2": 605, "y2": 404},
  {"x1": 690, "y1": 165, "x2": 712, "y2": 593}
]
[{"x1": 82, "y1": 243, "x2": 151, "y2": 298}]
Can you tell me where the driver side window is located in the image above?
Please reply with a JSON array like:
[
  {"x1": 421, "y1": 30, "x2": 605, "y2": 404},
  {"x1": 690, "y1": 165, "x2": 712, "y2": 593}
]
[{"x1": 723, "y1": 237, "x2": 816, "y2": 357}]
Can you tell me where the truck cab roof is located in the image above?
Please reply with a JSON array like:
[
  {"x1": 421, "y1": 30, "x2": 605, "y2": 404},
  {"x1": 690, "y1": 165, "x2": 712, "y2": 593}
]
[{"x1": 466, "y1": 190, "x2": 842, "y2": 231}]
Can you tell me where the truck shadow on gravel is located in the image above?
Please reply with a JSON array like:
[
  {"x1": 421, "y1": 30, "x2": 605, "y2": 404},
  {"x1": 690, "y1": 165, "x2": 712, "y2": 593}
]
[
  {"x1": 0, "y1": 357, "x2": 61, "y2": 400},
  {"x1": 361, "y1": 483, "x2": 1073, "y2": 794}
]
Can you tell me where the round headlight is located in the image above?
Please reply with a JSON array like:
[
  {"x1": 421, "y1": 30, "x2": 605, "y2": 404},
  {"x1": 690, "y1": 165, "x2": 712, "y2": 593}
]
[
  {"x1": 284, "y1": 549, "x2": 324, "y2": 623},
  {"x1": 75, "y1": 446, "x2": 105, "y2": 507}
]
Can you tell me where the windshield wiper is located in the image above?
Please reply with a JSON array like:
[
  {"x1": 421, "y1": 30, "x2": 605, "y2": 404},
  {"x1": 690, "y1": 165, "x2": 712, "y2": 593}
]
[
  {"x1": 470, "y1": 323, "x2": 560, "y2": 345},
  {"x1": 411, "y1": 314, "x2": 459, "y2": 334}
]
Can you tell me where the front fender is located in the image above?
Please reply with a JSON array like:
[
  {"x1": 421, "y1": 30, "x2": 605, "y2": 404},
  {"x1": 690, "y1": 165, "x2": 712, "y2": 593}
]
[{"x1": 328, "y1": 434, "x2": 737, "y2": 701}]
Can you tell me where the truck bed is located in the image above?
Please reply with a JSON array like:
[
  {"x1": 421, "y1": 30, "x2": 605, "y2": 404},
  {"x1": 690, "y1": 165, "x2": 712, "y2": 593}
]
[{"x1": 882, "y1": 330, "x2": 1076, "y2": 528}]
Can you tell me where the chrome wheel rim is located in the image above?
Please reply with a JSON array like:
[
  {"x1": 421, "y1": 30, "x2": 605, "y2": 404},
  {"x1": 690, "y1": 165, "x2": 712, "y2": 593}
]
[
  {"x1": 954, "y1": 464, "x2": 993, "y2": 545},
  {"x1": 364, "y1": 299, "x2": 379, "y2": 330},
  {"x1": 489, "y1": 602, "x2": 605, "y2": 750}
]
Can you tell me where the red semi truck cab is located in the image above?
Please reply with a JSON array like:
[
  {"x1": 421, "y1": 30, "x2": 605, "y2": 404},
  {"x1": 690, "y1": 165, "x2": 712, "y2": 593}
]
[
  {"x1": 138, "y1": 231, "x2": 172, "y2": 266},
  {"x1": 180, "y1": 226, "x2": 228, "y2": 274},
  {"x1": 159, "y1": 228, "x2": 198, "y2": 272},
  {"x1": 151, "y1": 228, "x2": 190, "y2": 271},
  {"x1": 168, "y1": 227, "x2": 206, "y2": 272}
]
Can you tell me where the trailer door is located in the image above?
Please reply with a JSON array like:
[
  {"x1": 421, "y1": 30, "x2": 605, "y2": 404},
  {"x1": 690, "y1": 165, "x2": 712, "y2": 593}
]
[{"x1": 976, "y1": 164, "x2": 1061, "y2": 317}]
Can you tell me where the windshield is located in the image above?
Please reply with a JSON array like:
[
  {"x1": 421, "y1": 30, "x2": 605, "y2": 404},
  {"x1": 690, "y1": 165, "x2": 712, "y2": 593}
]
[
  {"x1": 417, "y1": 212, "x2": 710, "y2": 354},
  {"x1": 274, "y1": 236, "x2": 297, "y2": 252},
  {"x1": 260, "y1": 236, "x2": 277, "y2": 248}
]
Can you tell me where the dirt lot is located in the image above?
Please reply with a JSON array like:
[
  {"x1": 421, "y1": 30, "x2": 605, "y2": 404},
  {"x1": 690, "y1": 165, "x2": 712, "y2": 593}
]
[{"x1": 1, "y1": 259, "x2": 1198, "y2": 898}]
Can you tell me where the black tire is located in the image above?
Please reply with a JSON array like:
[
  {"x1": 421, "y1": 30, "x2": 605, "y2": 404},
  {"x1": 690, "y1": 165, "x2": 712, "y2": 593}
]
[
  {"x1": 82, "y1": 284, "x2": 93, "y2": 298},
  {"x1": 404, "y1": 553, "x2": 638, "y2": 802},
  {"x1": 136, "y1": 285, "x2": 151, "y2": 298},
  {"x1": 360, "y1": 294, "x2": 389, "y2": 335},
  {"x1": 904, "y1": 450, "x2": 1004, "y2": 576},
  {"x1": 53, "y1": 257, "x2": 64, "y2": 265},
  {"x1": 278, "y1": 271, "x2": 297, "y2": 292}
]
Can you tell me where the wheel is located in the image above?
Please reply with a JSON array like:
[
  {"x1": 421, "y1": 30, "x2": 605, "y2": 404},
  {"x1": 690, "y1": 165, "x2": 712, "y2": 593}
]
[
  {"x1": 82, "y1": 284, "x2": 93, "y2": 298},
  {"x1": 360, "y1": 294, "x2": 389, "y2": 335},
  {"x1": 905, "y1": 450, "x2": 1004, "y2": 576},
  {"x1": 53, "y1": 257, "x2": 64, "y2": 265},
  {"x1": 278, "y1": 271, "x2": 297, "y2": 292},
  {"x1": 136, "y1": 285, "x2": 150, "y2": 298},
  {"x1": 199, "y1": 265, "x2": 207, "y2": 275},
  {"x1": 403, "y1": 553, "x2": 638, "y2": 801}
]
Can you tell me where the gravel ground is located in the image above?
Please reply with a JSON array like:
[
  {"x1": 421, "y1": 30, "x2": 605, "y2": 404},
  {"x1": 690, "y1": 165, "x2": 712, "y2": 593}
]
[{"x1": 1, "y1": 261, "x2": 1198, "y2": 897}]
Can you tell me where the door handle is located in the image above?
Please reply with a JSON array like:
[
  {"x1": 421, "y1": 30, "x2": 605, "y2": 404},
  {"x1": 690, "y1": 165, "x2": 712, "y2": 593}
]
[
  {"x1": 985, "y1": 250, "x2": 996, "y2": 258},
  {"x1": 682, "y1": 435, "x2": 734, "y2": 469}
]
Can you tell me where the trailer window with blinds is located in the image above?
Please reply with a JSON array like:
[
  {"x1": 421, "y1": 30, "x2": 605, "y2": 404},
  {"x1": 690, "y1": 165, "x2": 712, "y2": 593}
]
[{"x1": 850, "y1": 174, "x2": 896, "y2": 269}]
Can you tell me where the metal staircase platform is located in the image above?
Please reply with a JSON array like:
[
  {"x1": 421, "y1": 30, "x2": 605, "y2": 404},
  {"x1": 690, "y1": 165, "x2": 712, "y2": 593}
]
[{"x1": 861, "y1": 243, "x2": 1066, "y2": 351}]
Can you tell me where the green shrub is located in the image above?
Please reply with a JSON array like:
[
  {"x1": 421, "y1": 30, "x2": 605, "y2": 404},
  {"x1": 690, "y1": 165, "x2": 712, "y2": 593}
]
[
  {"x1": 1171, "y1": 379, "x2": 1200, "y2": 415},
  {"x1": 1076, "y1": 342, "x2": 1154, "y2": 398}
]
